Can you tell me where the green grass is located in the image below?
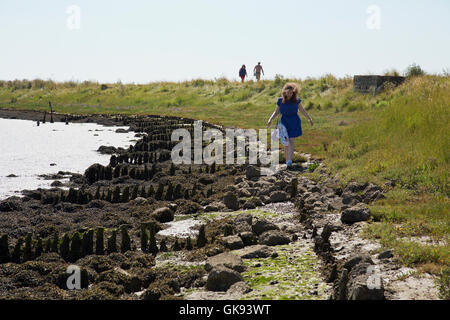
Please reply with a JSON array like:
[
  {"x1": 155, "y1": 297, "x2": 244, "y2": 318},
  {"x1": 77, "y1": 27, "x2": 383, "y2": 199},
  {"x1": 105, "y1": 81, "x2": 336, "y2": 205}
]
[{"x1": 1, "y1": 75, "x2": 449, "y2": 294}]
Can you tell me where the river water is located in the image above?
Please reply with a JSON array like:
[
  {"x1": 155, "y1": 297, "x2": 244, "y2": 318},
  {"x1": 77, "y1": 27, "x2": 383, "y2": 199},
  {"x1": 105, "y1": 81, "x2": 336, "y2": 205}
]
[{"x1": 0, "y1": 118, "x2": 135, "y2": 200}]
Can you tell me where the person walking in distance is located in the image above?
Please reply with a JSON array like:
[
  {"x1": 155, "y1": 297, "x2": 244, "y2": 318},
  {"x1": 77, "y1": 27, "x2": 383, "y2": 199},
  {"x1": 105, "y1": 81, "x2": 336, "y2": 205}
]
[
  {"x1": 254, "y1": 62, "x2": 264, "y2": 81},
  {"x1": 239, "y1": 65, "x2": 248, "y2": 83}
]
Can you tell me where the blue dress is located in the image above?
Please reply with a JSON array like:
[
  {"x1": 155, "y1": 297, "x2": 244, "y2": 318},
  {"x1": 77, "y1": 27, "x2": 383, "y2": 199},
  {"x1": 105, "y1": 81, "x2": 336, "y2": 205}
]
[{"x1": 277, "y1": 97, "x2": 302, "y2": 138}]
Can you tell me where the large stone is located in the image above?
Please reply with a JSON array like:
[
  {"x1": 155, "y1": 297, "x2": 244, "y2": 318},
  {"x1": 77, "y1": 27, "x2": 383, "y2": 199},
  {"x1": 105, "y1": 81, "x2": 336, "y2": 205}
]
[
  {"x1": 0, "y1": 200, "x2": 22, "y2": 212},
  {"x1": 205, "y1": 252, "x2": 245, "y2": 273},
  {"x1": 251, "y1": 219, "x2": 279, "y2": 236},
  {"x1": 346, "y1": 263, "x2": 384, "y2": 300},
  {"x1": 198, "y1": 175, "x2": 214, "y2": 185},
  {"x1": 259, "y1": 230, "x2": 291, "y2": 246},
  {"x1": 245, "y1": 166, "x2": 261, "y2": 180},
  {"x1": 235, "y1": 213, "x2": 253, "y2": 225},
  {"x1": 235, "y1": 245, "x2": 276, "y2": 259},
  {"x1": 222, "y1": 235, "x2": 244, "y2": 250},
  {"x1": 151, "y1": 207, "x2": 174, "y2": 223},
  {"x1": 269, "y1": 191, "x2": 288, "y2": 203},
  {"x1": 238, "y1": 188, "x2": 252, "y2": 198},
  {"x1": 341, "y1": 205, "x2": 371, "y2": 224},
  {"x1": 223, "y1": 192, "x2": 239, "y2": 210},
  {"x1": 341, "y1": 192, "x2": 361, "y2": 206},
  {"x1": 206, "y1": 266, "x2": 244, "y2": 292},
  {"x1": 238, "y1": 232, "x2": 257, "y2": 246},
  {"x1": 226, "y1": 281, "x2": 252, "y2": 295}
]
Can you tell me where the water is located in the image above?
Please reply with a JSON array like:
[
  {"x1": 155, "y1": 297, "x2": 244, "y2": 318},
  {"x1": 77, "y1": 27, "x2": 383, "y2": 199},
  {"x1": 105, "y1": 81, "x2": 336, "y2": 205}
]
[{"x1": 0, "y1": 118, "x2": 136, "y2": 200}]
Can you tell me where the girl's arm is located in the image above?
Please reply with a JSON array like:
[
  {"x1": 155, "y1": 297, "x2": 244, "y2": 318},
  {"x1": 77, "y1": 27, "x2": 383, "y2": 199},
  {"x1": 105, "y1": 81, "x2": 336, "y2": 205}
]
[
  {"x1": 267, "y1": 105, "x2": 281, "y2": 127},
  {"x1": 299, "y1": 102, "x2": 314, "y2": 126}
]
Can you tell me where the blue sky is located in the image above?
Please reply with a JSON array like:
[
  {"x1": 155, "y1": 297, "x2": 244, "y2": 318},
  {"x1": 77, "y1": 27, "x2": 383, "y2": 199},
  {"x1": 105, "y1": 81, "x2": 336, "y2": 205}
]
[{"x1": 0, "y1": 0, "x2": 449, "y2": 83}]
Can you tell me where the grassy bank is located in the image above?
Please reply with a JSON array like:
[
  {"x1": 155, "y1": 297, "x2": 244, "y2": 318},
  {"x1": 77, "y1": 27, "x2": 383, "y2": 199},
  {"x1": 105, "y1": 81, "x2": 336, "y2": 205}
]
[{"x1": 0, "y1": 75, "x2": 449, "y2": 297}]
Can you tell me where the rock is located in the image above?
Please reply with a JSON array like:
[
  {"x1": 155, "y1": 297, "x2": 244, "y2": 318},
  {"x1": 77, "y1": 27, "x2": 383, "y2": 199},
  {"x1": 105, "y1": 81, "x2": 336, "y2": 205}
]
[
  {"x1": 223, "y1": 192, "x2": 239, "y2": 210},
  {"x1": 205, "y1": 202, "x2": 225, "y2": 212},
  {"x1": 227, "y1": 281, "x2": 252, "y2": 295},
  {"x1": 236, "y1": 245, "x2": 275, "y2": 259},
  {"x1": 132, "y1": 197, "x2": 148, "y2": 205},
  {"x1": 341, "y1": 205, "x2": 371, "y2": 224},
  {"x1": 269, "y1": 191, "x2": 288, "y2": 203},
  {"x1": 0, "y1": 200, "x2": 22, "y2": 212},
  {"x1": 238, "y1": 188, "x2": 252, "y2": 198},
  {"x1": 343, "y1": 255, "x2": 374, "y2": 271},
  {"x1": 97, "y1": 146, "x2": 117, "y2": 154},
  {"x1": 222, "y1": 235, "x2": 244, "y2": 250},
  {"x1": 245, "y1": 166, "x2": 260, "y2": 180},
  {"x1": 344, "y1": 182, "x2": 368, "y2": 194},
  {"x1": 252, "y1": 219, "x2": 279, "y2": 236},
  {"x1": 242, "y1": 201, "x2": 256, "y2": 209},
  {"x1": 6, "y1": 174, "x2": 18, "y2": 178},
  {"x1": 234, "y1": 177, "x2": 243, "y2": 184},
  {"x1": 235, "y1": 213, "x2": 253, "y2": 225},
  {"x1": 206, "y1": 266, "x2": 244, "y2": 292},
  {"x1": 50, "y1": 180, "x2": 63, "y2": 187},
  {"x1": 346, "y1": 263, "x2": 384, "y2": 300},
  {"x1": 378, "y1": 250, "x2": 393, "y2": 260},
  {"x1": 341, "y1": 192, "x2": 361, "y2": 206},
  {"x1": 87, "y1": 199, "x2": 106, "y2": 209},
  {"x1": 238, "y1": 232, "x2": 257, "y2": 246},
  {"x1": 198, "y1": 175, "x2": 214, "y2": 185},
  {"x1": 115, "y1": 128, "x2": 128, "y2": 133},
  {"x1": 205, "y1": 252, "x2": 245, "y2": 273},
  {"x1": 233, "y1": 221, "x2": 252, "y2": 233},
  {"x1": 259, "y1": 230, "x2": 290, "y2": 246},
  {"x1": 151, "y1": 207, "x2": 174, "y2": 223}
]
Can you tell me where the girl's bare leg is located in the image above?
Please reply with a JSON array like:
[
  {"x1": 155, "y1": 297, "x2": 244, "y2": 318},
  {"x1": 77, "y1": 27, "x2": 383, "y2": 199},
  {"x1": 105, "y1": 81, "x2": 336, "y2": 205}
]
[
  {"x1": 284, "y1": 145, "x2": 289, "y2": 162},
  {"x1": 288, "y1": 138, "x2": 295, "y2": 161}
]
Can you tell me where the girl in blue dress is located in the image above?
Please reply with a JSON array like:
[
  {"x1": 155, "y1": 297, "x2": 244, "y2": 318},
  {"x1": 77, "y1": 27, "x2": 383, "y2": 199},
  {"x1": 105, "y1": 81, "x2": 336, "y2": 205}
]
[{"x1": 267, "y1": 83, "x2": 314, "y2": 167}]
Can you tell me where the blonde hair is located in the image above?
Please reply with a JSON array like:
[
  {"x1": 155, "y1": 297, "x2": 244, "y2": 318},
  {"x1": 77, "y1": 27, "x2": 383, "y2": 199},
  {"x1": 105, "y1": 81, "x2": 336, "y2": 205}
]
[{"x1": 281, "y1": 83, "x2": 299, "y2": 104}]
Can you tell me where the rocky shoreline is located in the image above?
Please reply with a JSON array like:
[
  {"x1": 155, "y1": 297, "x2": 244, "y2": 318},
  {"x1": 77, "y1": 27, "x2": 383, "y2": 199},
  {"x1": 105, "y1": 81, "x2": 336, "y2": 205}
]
[{"x1": 0, "y1": 109, "x2": 439, "y2": 300}]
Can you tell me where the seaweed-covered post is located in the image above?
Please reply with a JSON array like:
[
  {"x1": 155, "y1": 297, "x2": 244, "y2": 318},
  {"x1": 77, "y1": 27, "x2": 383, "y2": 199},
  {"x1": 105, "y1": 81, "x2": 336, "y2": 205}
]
[
  {"x1": 0, "y1": 234, "x2": 10, "y2": 263},
  {"x1": 51, "y1": 233, "x2": 59, "y2": 253},
  {"x1": 148, "y1": 224, "x2": 158, "y2": 256},
  {"x1": 11, "y1": 238, "x2": 23, "y2": 263},
  {"x1": 159, "y1": 238, "x2": 168, "y2": 252},
  {"x1": 185, "y1": 237, "x2": 193, "y2": 251},
  {"x1": 120, "y1": 226, "x2": 131, "y2": 253},
  {"x1": 81, "y1": 229, "x2": 94, "y2": 256},
  {"x1": 69, "y1": 232, "x2": 82, "y2": 262},
  {"x1": 112, "y1": 186, "x2": 121, "y2": 203},
  {"x1": 60, "y1": 233, "x2": 70, "y2": 261},
  {"x1": 170, "y1": 239, "x2": 181, "y2": 251},
  {"x1": 35, "y1": 237, "x2": 43, "y2": 258},
  {"x1": 196, "y1": 225, "x2": 207, "y2": 248},
  {"x1": 95, "y1": 227, "x2": 105, "y2": 255},
  {"x1": 107, "y1": 230, "x2": 118, "y2": 254},
  {"x1": 140, "y1": 224, "x2": 148, "y2": 252},
  {"x1": 24, "y1": 233, "x2": 33, "y2": 262},
  {"x1": 44, "y1": 238, "x2": 52, "y2": 253},
  {"x1": 49, "y1": 101, "x2": 54, "y2": 123},
  {"x1": 290, "y1": 177, "x2": 298, "y2": 199}
]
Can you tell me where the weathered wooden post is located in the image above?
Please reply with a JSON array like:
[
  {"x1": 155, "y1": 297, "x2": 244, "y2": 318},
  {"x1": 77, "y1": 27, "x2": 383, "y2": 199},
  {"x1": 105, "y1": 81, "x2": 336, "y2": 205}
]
[{"x1": 49, "y1": 101, "x2": 54, "y2": 123}]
